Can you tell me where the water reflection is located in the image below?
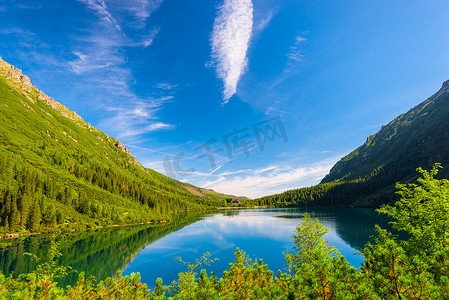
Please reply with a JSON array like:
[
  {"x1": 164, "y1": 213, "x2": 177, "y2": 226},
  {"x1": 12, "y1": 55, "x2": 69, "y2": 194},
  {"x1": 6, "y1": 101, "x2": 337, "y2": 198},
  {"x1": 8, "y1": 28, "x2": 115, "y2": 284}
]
[
  {"x1": 0, "y1": 208, "x2": 392, "y2": 288},
  {"x1": 0, "y1": 212, "x2": 204, "y2": 286},
  {"x1": 123, "y1": 208, "x2": 391, "y2": 287}
]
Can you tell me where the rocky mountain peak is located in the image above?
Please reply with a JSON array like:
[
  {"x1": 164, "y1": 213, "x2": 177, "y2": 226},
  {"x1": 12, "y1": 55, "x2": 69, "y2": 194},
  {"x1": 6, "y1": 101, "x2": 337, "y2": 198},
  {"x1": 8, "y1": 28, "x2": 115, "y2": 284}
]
[
  {"x1": 0, "y1": 56, "x2": 148, "y2": 170},
  {"x1": 0, "y1": 56, "x2": 33, "y2": 92},
  {"x1": 435, "y1": 79, "x2": 449, "y2": 98},
  {"x1": 442, "y1": 79, "x2": 449, "y2": 89},
  {"x1": 0, "y1": 56, "x2": 86, "y2": 123}
]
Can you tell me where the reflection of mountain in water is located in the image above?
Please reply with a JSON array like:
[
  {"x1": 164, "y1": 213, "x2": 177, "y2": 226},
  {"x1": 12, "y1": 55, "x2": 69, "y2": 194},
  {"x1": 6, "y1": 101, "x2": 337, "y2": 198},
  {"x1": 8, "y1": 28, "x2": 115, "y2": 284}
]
[
  {"x1": 0, "y1": 208, "x2": 403, "y2": 286},
  {"x1": 301, "y1": 208, "x2": 388, "y2": 251},
  {"x1": 325, "y1": 208, "x2": 393, "y2": 251},
  {"x1": 220, "y1": 210, "x2": 242, "y2": 217},
  {"x1": 0, "y1": 212, "x2": 204, "y2": 286},
  {"x1": 273, "y1": 207, "x2": 395, "y2": 251}
]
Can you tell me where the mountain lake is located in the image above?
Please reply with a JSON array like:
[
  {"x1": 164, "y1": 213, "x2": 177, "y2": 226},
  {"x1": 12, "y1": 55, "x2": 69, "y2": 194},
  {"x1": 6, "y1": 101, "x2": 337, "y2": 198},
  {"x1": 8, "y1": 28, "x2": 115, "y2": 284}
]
[{"x1": 0, "y1": 207, "x2": 393, "y2": 288}]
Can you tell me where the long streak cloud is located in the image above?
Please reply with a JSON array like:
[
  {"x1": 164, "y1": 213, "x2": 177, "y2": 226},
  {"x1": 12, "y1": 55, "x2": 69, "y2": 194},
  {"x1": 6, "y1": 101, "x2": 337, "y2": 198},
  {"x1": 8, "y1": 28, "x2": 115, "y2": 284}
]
[{"x1": 211, "y1": 0, "x2": 253, "y2": 104}]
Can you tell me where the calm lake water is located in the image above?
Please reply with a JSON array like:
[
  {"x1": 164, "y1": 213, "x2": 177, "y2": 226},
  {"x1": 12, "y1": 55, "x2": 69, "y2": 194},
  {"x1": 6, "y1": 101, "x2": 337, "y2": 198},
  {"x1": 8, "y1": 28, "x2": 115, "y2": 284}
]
[{"x1": 0, "y1": 207, "x2": 392, "y2": 287}]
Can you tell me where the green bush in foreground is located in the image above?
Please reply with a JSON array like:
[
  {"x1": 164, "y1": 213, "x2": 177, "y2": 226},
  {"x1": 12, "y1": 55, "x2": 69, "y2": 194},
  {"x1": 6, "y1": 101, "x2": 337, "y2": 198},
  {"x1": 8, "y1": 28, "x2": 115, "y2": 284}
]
[{"x1": 1, "y1": 164, "x2": 449, "y2": 299}]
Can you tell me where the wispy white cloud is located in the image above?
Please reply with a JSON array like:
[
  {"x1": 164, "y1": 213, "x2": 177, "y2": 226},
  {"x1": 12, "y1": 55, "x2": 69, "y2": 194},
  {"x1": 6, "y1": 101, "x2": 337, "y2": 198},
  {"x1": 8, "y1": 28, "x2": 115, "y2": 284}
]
[
  {"x1": 0, "y1": 27, "x2": 31, "y2": 35},
  {"x1": 210, "y1": 0, "x2": 254, "y2": 103},
  {"x1": 79, "y1": 0, "x2": 164, "y2": 29},
  {"x1": 118, "y1": 0, "x2": 164, "y2": 26},
  {"x1": 69, "y1": 0, "x2": 169, "y2": 139},
  {"x1": 141, "y1": 35, "x2": 157, "y2": 48},
  {"x1": 120, "y1": 122, "x2": 174, "y2": 138},
  {"x1": 147, "y1": 122, "x2": 174, "y2": 131},
  {"x1": 126, "y1": 146, "x2": 180, "y2": 160},
  {"x1": 266, "y1": 34, "x2": 307, "y2": 90},
  {"x1": 67, "y1": 9, "x2": 126, "y2": 76},
  {"x1": 154, "y1": 82, "x2": 178, "y2": 90},
  {"x1": 101, "y1": 97, "x2": 174, "y2": 138},
  {"x1": 70, "y1": 1, "x2": 161, "y2": 74},
  {"x1": 69, "y1": 50, "x2": 117, "y2": 74},
  {"x1": 286, "y1": 35, "x2": 306, "y2": 62},
  {"x1": 122, "y1": 28, "x2": 159, "y2": 48},
  {"x1": 254, "y1": 10, "x2": 273, "y2": 33},
  {"x1": 201, "y1": 157, "x2": 339, "y2": 198},
  {"x1": 69, "y1": 27, "x2": 159, "y2": 74},
  {"x1": 77, "y1": 0, "x2": 121, "y2": 31},
  {"x1": 16, "y1": 2, "x2": 42, "y2": 9},
  {"x1": 265, "y1": 106, "x2": 290, "y2": 116}
]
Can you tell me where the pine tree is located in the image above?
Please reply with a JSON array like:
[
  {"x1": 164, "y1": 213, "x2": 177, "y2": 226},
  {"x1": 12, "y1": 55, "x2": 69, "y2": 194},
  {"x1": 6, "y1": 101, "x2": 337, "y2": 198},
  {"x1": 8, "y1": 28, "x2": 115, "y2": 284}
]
[
  {"x1": 10, "y1": 206, "x2": 21, "y2": 232},
  {"x1": 28, "y1": 199, "x2": 41, "y2": 232},
  {"x1": 18, "y1": 193, "x2": 31, "y2": 229},
  {"x1": 4, "y1": 216, "x2": 9, "y2": 230},
  {"x1": 1, "y1": 189, "x2": 12, "y2": 226},
  {"x1": 44, "y1": 204, "x2": 56, "y2": 226}
]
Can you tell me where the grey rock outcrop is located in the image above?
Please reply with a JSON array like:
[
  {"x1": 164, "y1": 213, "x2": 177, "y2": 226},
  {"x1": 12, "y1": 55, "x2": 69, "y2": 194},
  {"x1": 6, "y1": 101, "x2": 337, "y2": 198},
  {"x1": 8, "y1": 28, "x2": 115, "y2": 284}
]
[
  {"x1": 114, "y1": 141, "x2": 132, "y2": 155},
  {"x1": 0, "y1": 56, "x2": 84, "y2": 122},
  {"x1": 0, "y1": 55, "x2": 145, "y2": 171}
]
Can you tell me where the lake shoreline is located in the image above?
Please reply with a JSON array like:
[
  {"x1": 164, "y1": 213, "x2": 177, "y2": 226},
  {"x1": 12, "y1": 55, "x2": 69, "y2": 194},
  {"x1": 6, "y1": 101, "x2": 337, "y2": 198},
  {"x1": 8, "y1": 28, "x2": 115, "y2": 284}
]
[
  {"x1": 0, "y1": 220, "x2": 169, "y2": 240},
  {"x1": 0, "y1": 205, "x2": 270, "y2": 239},
  {"x1": 217, "y1": 206, "x2": 268, "y2": 210}
]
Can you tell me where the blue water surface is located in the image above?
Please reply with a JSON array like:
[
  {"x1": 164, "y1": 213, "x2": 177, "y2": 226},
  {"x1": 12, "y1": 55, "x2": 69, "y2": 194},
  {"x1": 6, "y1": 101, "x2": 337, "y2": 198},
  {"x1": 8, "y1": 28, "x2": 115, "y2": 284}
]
[{"x1": 123, "y1": 208, "x2": 385, "y2": 287}]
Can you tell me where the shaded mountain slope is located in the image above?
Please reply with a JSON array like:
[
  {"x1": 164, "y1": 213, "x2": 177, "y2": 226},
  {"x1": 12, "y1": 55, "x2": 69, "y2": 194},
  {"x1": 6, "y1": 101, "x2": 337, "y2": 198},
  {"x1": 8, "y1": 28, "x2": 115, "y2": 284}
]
[
  {"x1": 322, "y1": 80, "x2": 449, "y2": 183},
  {"x1": 254, "y1": 80, "x2": 449, "y2": 207}
]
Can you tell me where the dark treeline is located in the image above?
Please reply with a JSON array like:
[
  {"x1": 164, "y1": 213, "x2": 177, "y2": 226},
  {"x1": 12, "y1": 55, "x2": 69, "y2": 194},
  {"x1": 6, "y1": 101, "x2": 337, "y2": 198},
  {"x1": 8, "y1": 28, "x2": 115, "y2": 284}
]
[{"x1": 252, "y1": 162, "x2": 434, "y2": 208}]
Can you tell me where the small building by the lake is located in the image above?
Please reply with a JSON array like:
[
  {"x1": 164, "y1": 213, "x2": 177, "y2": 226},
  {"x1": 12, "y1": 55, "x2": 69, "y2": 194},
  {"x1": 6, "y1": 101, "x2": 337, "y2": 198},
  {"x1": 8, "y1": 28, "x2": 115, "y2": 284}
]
[{"x1": 232, "y1": 198, "x2": 241, "y2": 204}]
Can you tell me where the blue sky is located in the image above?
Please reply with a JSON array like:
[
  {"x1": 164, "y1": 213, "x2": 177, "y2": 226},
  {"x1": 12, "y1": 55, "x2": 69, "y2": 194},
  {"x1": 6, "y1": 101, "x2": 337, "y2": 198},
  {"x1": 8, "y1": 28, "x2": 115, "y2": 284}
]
[{"x1": 1, "y1": 0, "x2": 449, "y2": 198}]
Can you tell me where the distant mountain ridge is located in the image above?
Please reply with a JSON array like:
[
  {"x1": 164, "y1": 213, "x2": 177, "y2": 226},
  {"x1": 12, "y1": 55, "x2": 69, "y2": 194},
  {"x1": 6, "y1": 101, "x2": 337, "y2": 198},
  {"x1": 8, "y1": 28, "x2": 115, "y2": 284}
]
[
  {"x1": 254, "y1": 79, "x2": 449, "y2": 207},
  {"x1": 0, "y1": 56, "x2": 235, "y2": 234}
]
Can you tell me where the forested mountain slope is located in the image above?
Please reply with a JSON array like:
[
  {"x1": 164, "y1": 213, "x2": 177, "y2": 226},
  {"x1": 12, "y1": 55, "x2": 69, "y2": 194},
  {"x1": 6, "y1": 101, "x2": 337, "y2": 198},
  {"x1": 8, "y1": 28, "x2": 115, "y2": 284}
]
[
  {"x1": 254, "y1": 80, "x2": 449, "y2": 207},
  {"x1": 0, "y1": 57, "x2": 221, "y2": 234},
  {"x1": 322, "y1": 79, "x2": 449, "y2": 183}
]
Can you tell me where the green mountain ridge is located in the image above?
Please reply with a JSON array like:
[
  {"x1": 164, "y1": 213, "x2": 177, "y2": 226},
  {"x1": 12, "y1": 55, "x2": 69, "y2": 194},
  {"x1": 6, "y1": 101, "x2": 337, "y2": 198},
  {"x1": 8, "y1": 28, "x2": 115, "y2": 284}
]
[
  {"x1": 254, "y1": 80, "x2": 449, "y2": 207},
  {"x1": 0, "y1": 57, "x2": 233, "y2": 234},
  {"x1": 322, "y1": 79, "x2": 449, "y2": 183}
]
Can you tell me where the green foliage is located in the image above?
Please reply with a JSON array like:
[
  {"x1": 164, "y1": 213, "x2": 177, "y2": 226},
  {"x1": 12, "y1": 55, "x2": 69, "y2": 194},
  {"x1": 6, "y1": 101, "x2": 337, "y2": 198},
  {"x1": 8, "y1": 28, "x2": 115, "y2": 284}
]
[
  {"x1": 0, "y1": 212, "x2": 205, "y2": 287},
  {"x1": 174, "y1": 251, "x2": 218, "y2": 274},
  {"x1": 169, "y1": 252, "x2": 219, "y2": 299},
  {"x1": 365, "y1": 164, "x2": 449, "y2": 298},
  {"x1": 0, "y1": 76, "x2": 222, "y2": 235},
  {"x1": 0, "y1": 241, "x2": 71, "y2": 299},
  {"x1": 284, "y1": 214, "x2": 370, "y2": 299},
  {"x1": 362, "y1": 227, "x2": 436, "y2": 299},
  {"x1": 254, "y1": 82, "x2": 449, "y2": 208},
  {"x1": 378, "y1": 163, "x2": 449, "y2": 255},
  {"x1": 1, "y1": 164, "x2": 449, "y2": 299},
  {"x1": 284, "y1": 213, "x2": 335, "y2": 267}
]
